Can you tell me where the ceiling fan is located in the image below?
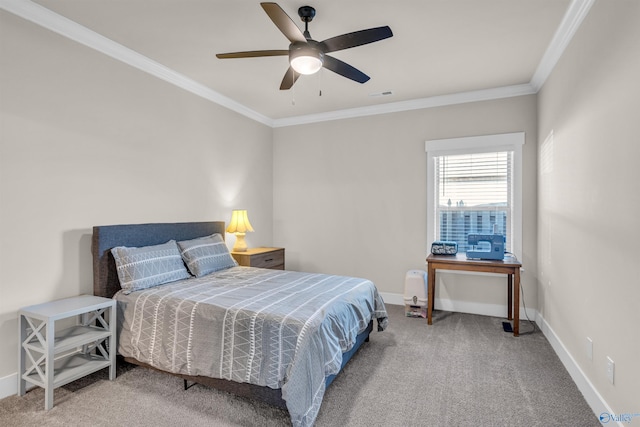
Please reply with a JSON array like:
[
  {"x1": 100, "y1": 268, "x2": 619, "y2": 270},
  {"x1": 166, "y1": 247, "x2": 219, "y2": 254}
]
[{"x1": 216, "y1": 2, "x2": 393, "y2": 90}]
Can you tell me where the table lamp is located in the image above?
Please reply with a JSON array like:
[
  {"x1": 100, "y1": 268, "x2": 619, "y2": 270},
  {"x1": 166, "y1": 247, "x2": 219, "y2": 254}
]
[{"x1": 226, "y1": 209, "x2": 254, "y2": 252}]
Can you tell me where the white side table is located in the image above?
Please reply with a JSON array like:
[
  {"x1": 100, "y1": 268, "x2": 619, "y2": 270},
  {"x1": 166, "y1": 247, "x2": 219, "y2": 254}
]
[{"x1": 18, "y1": 295, "x2": 116, "y2": 410}]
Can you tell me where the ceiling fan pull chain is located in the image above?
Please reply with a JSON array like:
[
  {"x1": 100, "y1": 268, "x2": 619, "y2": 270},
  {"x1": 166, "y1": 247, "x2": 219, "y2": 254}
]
[
  {"x1": 292, "y1": 74, "x2": 296, "y2": 105},
  {"x1": 319, "y1": 68, "x2": 322, "y2": 97}
]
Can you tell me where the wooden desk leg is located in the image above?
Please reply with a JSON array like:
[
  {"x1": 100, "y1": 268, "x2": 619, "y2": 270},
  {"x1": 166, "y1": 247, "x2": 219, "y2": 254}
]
[
  {"x1": 427, "y1": 266, "x2": 435, "y2": 325},
  {"x1": 513, "y1": 268, "x2": 520, "y2": 337},
  {"x1": 507, "y1": 274, "x2": 513, "y2": 320}
]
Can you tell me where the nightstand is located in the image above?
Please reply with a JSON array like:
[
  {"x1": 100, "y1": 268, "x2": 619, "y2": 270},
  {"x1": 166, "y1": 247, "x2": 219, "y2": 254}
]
[
  {"x1": 231, "y1": 247, "x2": 285, "y2": 270},
  {"x1": 18, "y1": 295, "x2": 116, "y2": 410}
]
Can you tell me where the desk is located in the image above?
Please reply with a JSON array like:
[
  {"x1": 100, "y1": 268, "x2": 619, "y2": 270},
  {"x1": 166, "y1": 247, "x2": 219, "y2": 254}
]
[{"x1": 426, "y1": 253, "x2": 522, "y2": 336}]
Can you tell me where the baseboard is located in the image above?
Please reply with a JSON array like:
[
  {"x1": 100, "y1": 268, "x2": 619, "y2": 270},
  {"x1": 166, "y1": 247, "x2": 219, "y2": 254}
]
[
  {"x1": 536, "y1": 313, "x2": 620, "y2": 427},
  {"x1": 0, "y1": 373, "x2": 17, "y2": 400},
  {"x1": 379, "y1": 291, "x2": 537, "y2": 319}
]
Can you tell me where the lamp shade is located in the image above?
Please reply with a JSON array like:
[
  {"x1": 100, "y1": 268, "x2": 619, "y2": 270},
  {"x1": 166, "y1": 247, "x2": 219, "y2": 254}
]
[{"x1": 226, "y1": 210, "x2": 254, "y2": 234}]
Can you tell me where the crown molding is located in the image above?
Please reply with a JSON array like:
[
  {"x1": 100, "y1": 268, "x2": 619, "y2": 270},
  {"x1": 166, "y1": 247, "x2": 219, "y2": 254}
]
[
  {"x1": 530, "y1": 0, "x2": 595, "y2": 91},
  {"x1": 2, "y1": 0, "x2": 594, "y2": 128},
  {"x1": 0, "y1": 0, "x2": 274, "y2": 127},
  {"x1": 272, "y1": 84, "x2": 536, "y2": 128}
]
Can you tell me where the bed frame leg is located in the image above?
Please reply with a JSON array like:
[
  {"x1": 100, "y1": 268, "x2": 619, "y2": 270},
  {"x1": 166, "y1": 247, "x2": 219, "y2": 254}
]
[{"x1": 184, "y1": 379, "x2": 196, "y2": 390}]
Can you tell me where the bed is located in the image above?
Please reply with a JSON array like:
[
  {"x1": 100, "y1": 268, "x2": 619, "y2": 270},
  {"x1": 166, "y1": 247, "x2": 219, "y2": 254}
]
[{"x1": 91, "y1": 221, "x2": 387, "y2": 427}]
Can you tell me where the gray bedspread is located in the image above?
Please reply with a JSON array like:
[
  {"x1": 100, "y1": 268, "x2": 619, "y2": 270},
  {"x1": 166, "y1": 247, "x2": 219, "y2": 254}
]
[{"x1": 115, "y1": 266, "x2": 388, "y2": 427}]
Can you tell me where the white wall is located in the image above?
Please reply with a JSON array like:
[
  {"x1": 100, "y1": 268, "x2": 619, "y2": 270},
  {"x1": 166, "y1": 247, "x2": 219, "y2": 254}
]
[
  {"x1": 537, "y1": 0, "x2": 640, "y2": 413},
  {"x1": 0, "y1": 12, "x2": 273, "y2": 381},
  {"x1": 273, "y1": 96, "x2": 538, "y2": 316}
]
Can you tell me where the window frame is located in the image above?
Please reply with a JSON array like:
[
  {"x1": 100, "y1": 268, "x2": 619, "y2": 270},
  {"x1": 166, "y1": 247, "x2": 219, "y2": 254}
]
[{"x1": 425, "y1": 132, "x2": 524, "y2": 259}]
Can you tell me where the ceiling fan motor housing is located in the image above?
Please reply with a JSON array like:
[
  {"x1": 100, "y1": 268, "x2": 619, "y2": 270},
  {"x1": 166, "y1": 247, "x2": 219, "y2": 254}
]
[{"x1": 298, "y1": 6, "x2": 316, "y2": 22}]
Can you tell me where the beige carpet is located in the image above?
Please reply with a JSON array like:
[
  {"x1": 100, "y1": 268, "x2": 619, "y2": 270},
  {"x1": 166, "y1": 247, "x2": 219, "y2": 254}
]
[{"x1": 0, "y1": 304, "x2": 600, "y2": 426}]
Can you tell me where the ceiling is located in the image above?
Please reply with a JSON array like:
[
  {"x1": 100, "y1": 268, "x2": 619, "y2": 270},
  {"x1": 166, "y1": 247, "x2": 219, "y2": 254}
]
[{"x1": 4, "y1": 0, "x2": 593, "y2": 126}]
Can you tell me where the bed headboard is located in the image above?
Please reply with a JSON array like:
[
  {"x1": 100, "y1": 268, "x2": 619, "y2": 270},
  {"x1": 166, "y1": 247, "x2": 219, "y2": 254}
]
[{"x1": 92, "y1": 221, "x2": 226, "y2": 298}]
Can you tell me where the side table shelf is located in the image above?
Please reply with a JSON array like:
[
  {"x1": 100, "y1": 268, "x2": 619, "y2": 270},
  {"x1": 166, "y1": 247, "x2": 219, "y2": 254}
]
[{"x1": 18, "y1": 295, "x2": 116, "y2": 410}]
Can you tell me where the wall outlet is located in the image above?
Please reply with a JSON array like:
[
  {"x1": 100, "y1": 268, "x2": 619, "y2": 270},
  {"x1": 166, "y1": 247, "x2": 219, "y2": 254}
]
[
  {"x1": 606, "y1": 356, "x2": 615, "y2": 384},
  {"x1": 586, "y1": 337, "x2": 593, "y2": 361}
]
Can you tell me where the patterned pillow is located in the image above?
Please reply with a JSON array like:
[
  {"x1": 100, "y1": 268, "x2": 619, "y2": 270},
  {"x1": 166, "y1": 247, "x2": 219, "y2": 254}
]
[
  {"x1": 111, "y1": 240, "x2": 191, "y2": 294},
  {"x1": 177, "y1": 233, "x2": 238, "y2": 277}
]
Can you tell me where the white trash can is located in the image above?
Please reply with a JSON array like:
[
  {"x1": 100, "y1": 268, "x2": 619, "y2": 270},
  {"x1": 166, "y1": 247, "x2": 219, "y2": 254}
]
[{"x1": 403, "y1": 270, "x2": 428, "y2": 317}]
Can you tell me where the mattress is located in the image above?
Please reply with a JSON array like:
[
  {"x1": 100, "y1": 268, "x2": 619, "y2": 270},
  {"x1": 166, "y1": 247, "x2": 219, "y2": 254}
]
[{"x1": 115, "y1": 266, "x2": 388, "y2": 427}]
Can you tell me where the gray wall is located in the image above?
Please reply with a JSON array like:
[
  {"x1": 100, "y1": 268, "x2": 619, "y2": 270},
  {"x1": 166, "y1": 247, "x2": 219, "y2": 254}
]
[
  {"x1": 273, "y1": 96, "x2": 538, "y2": 314},
  {"x1": 0, "y1": 12, "x2": 273, "y2": 379},
  {"x1": 537, "y1": 0, "x2": 640, "y2": 413}
]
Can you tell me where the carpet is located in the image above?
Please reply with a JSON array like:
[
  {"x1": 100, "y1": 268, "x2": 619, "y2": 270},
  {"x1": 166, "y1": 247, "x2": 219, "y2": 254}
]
[{"x1": 0, "y1": 304, "x2": 600, "y2": 426}]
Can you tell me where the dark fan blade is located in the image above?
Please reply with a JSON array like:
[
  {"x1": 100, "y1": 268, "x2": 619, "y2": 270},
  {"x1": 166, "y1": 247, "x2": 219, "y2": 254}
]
[
  {"x1": 261, "y1": 2, "x2": 306, "y2": 43},
  {"x1": 279, "y1": 66, "x2": 301, "y2": 90},
  {"x1": 319, "y1": 26, "x2": 393, "y2": 53},
  {"x1": 216, "y1": 50, "x2": 288, "y2": 59},
  {"x1": 322, "y1": 55, "x2": 370, "y2": 84}
]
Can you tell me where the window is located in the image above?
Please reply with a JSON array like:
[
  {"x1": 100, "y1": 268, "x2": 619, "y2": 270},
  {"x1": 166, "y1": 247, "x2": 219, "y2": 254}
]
[{"x1": 426, "y1": 133, "x2": 524, "y2": 258}]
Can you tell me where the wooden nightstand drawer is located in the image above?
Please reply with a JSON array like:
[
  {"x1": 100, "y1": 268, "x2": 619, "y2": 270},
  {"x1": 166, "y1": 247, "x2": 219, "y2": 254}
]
[
  {"x1": 250, "y1": 249, "x2": 284, "y2": 269},
  {"x1": 232, "y1": 247, "x2": 285, "y2": 270}
]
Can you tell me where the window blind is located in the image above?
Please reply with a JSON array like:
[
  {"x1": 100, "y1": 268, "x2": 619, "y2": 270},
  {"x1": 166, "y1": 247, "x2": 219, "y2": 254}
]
[{"x1": 434, "y1": 150, "x2": 513, "y2": 253}]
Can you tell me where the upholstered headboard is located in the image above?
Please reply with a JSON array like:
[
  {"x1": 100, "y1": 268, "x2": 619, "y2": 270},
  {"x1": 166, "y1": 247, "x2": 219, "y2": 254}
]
[{"x1": 92, "y1": 221, "x2": 226, "y2": 298}]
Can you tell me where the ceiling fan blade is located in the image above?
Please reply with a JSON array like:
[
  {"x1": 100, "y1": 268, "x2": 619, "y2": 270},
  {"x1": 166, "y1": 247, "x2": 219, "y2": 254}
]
[
  {"x1": 279, "y1": 66, "x2": 301, "y2": 90},
  {"x1": 216, "y1": 50, "x2": 288, "y2": 59},
  {"x1": 319, "y1": 26, "x2": 393, "y2": 53},
  {"x1": 261, "y1": 2, "x2": 306, "y2": 43},
  {"x1": 322, "y1": 55, "x2": 370, "y2": 84}
]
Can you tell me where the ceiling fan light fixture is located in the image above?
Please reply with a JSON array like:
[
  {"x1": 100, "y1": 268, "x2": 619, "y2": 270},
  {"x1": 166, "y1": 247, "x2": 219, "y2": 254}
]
[
  {"x1": 290, "y1": 43, "x2": 324, "y2": 75},
  {"x1": 291, "y1": 55, "x2": 322, "y2": 75}
]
